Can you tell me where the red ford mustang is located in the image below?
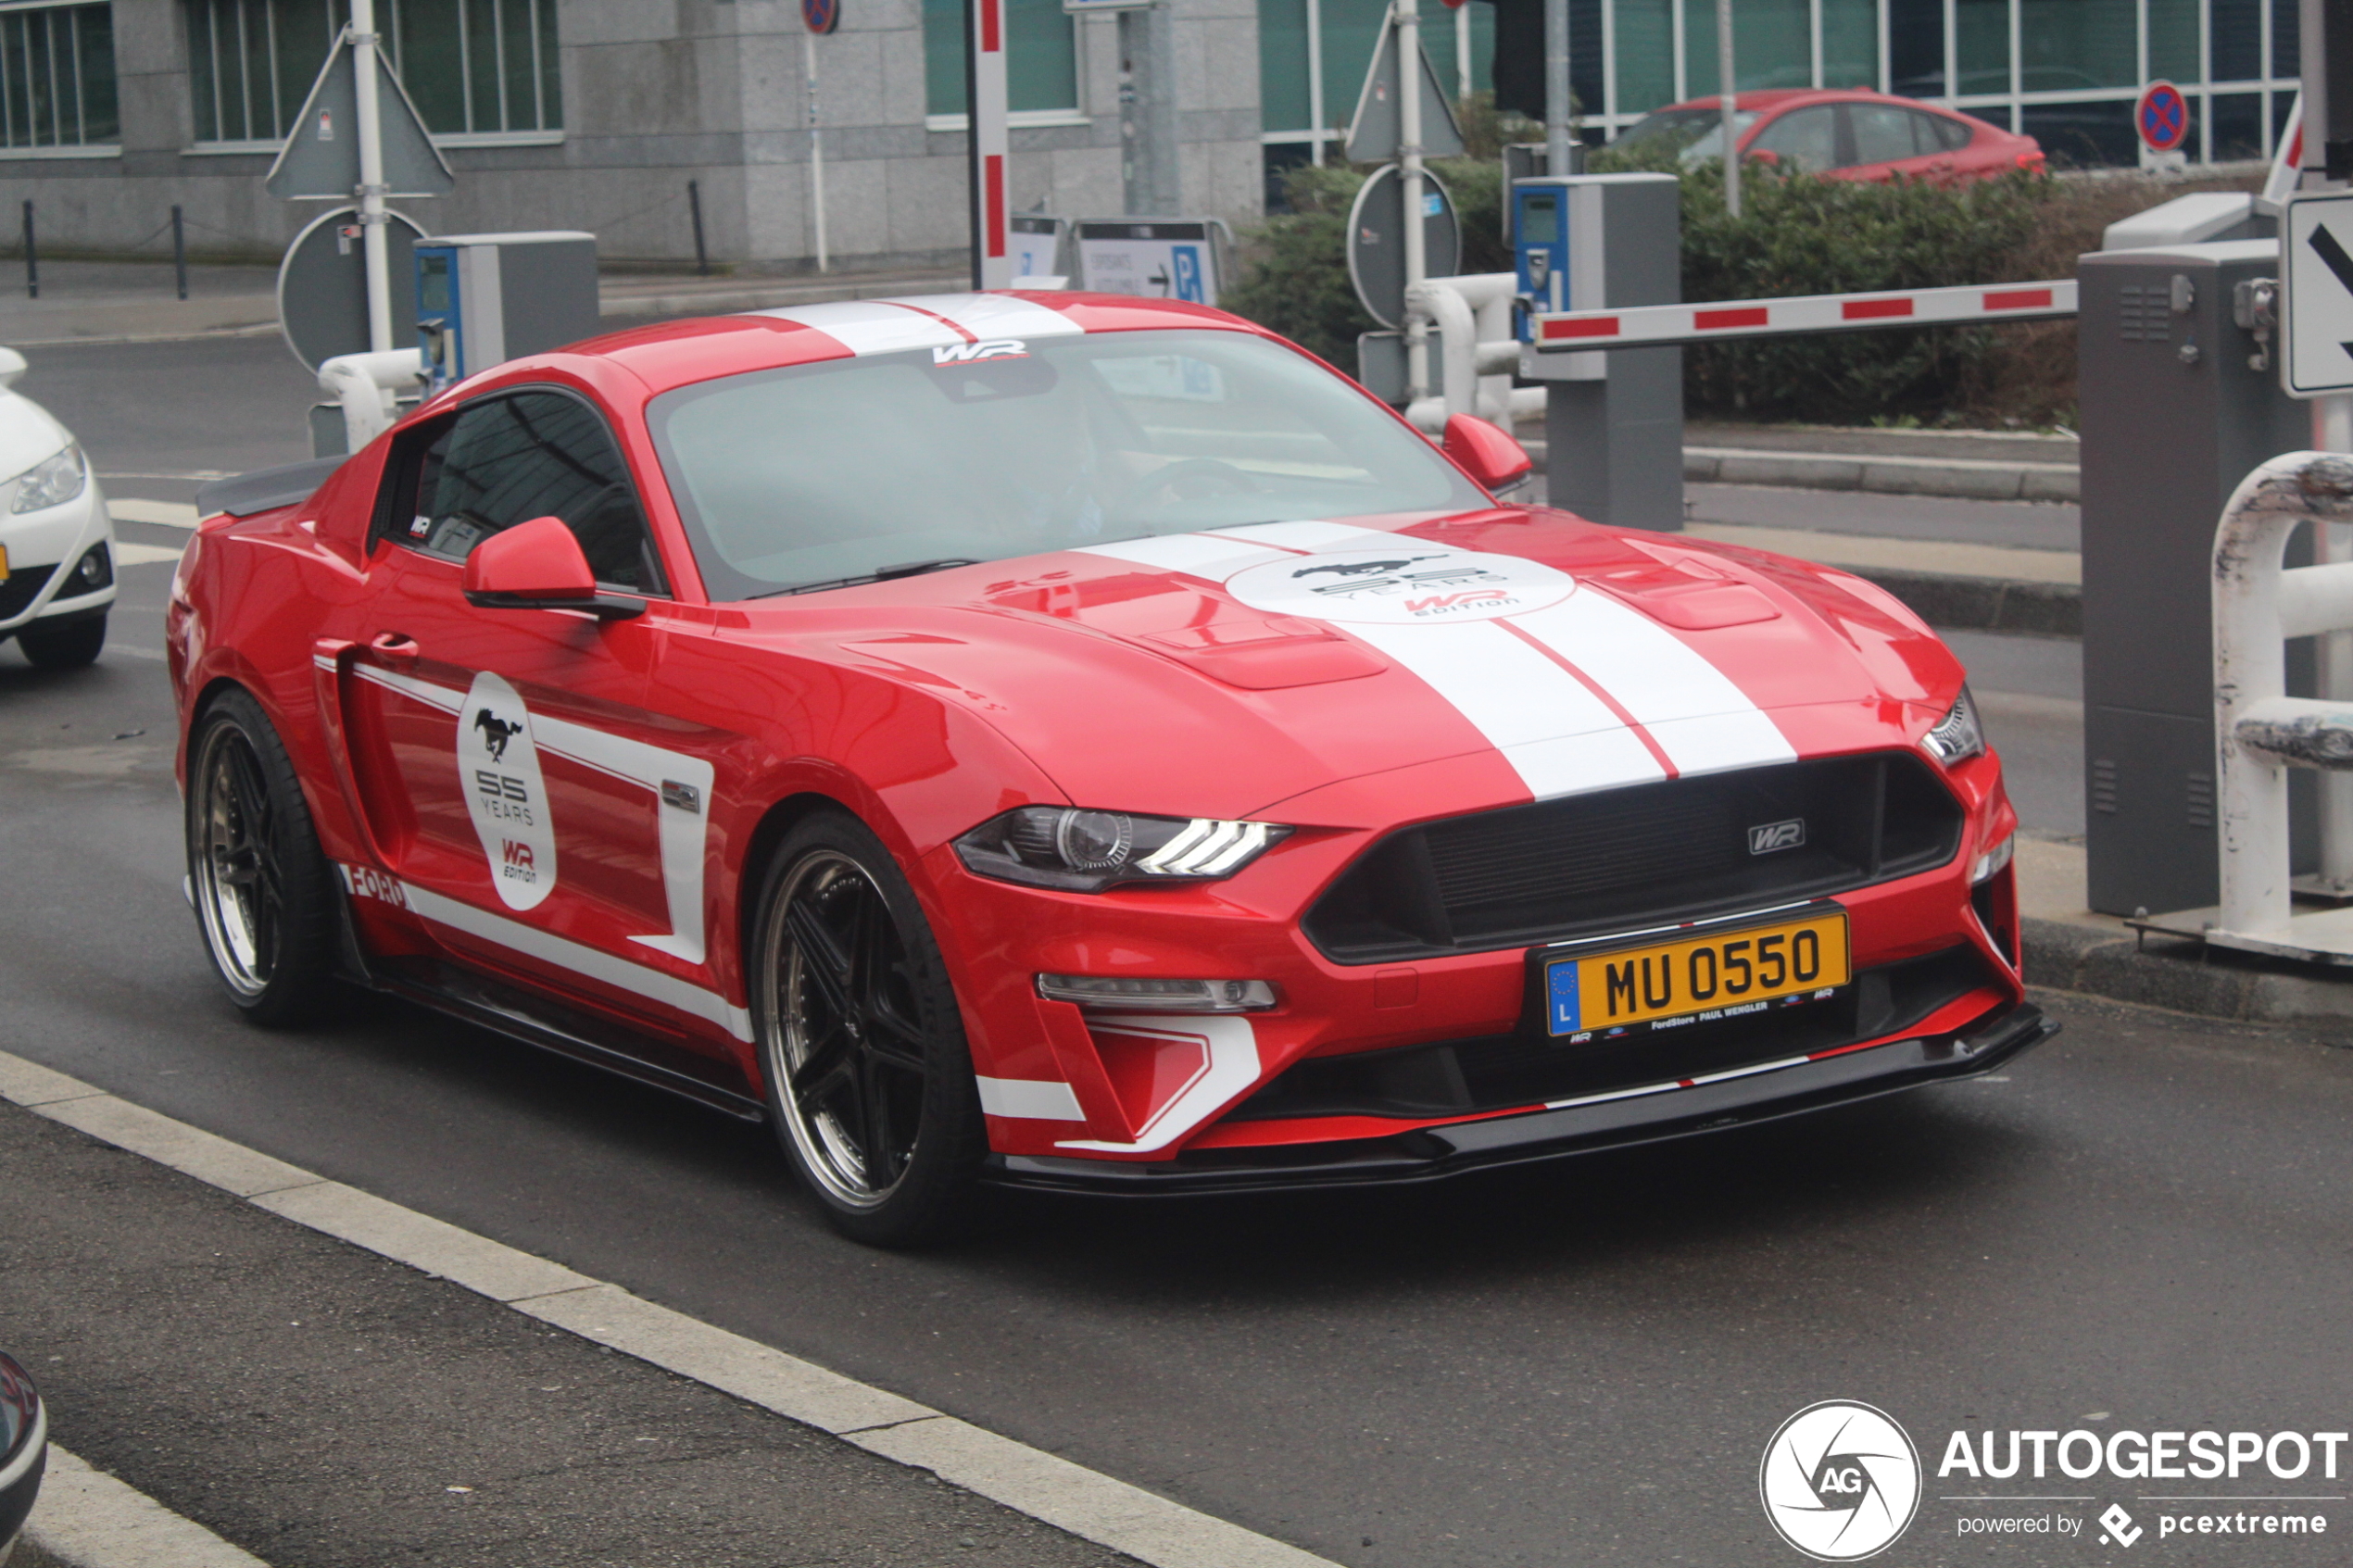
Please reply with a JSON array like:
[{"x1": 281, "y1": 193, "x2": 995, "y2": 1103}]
[{"x1": 169, "y1": 292, "x2": 2047, "y2": 1243}]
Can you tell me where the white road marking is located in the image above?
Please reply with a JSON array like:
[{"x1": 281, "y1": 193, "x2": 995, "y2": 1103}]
[
  {"x1": 0, "y1": 1048, "x2": 1343, "y2": 1568},
  {"x1": 108, "y1": 499, "x2": 201, "y2": 529},
  {"x1": 114, "y1": 542, "x2": 184, "y2": 565}
]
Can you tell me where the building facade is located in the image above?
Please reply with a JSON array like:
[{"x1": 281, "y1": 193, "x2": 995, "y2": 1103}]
[{"x1": 0, "y1": 0, "x2": 2306, "y2": 272}]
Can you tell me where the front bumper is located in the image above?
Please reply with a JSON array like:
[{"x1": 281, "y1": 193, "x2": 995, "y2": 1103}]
[
  {"x1": 984, "y1": 1000, "x2": 2054, "y2": 1195},
  {"x1": 0, "y1": 477, "x2": 113, "y2": 634}
]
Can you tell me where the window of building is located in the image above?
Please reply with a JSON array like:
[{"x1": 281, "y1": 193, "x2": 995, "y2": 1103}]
[
  {"x1": 923, "y1": 0, "x2": 1081, "y2": 123},
  {"x1": 0, "y1": 2, "x2": 117, "y2": 153},
  {"x1": 185, "y1": 0, "x2": 560, "y2": 149}
]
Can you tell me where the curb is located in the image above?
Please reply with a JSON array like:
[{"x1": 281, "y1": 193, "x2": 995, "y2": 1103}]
[
  {"x1": 0, "y1": 1051, "x2": 1340, "y2": 1568},
  {"x1": 1684, "y1": 447, "x2": 2080, "y2": 503},
  {"x1": 18, "y1": 1448, "x2": 270, "y2": 1568},
  {"x1": 2024, "y1": 917, "x2": 2353, "y2": 1032},
  {"x1": 1850, "y1": 566, "x2": 2081, "y2": 636}
]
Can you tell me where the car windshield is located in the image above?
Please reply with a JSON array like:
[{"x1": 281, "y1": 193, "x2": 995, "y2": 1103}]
[
  {"x1": 645, "y1": 327, "x2": 1487, "y2": 599},
  {"x1": 1614, "y1": 107, "x2": 1760, "y2": 164}
]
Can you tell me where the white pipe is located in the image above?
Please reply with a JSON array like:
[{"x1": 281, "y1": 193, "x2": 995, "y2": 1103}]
[
  {"x1": 350, "y1": 0, "x2": 392, "y2": 353},
  {"x1": 1398, "y1": 0, "x2": 1428, "y2": 403},
  {"x1": 2213, "y1": 451, "x2": 2353, "y2": 940},
  {"x1": 2314, "y1": 395, "x2": 2353, "y2": 889},
  {"x1": 319, "y1": 347, "x2": 425, "y2": 454},
  {"x1": 1406, "y1": 386, "x2": 1542, "y2": 433}
]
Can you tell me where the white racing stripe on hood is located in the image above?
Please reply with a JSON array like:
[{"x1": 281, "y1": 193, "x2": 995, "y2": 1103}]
[
  {"x1": 1504, "y1": 596, "x2": 1796, "y2": 776},
  {"x1": 746, "y1": 294, "x2": 1082, "y2": 357},
  {"x1": 1343, "y1": 618, "x2": 1667, "y2": 798},
  {"x1": 1075, "y1": 533, "x2": 1290, "y2": 577}
]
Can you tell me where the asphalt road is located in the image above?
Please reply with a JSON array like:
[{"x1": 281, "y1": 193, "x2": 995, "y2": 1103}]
[{"x1": 23, "y1": 337, "x2": 2347, "y2": 1568}]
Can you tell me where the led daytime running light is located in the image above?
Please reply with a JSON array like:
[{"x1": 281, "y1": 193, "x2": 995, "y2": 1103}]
[
  {"x1": 1922, "y1": 686, "x2": 1986, "y2": 767},
  {"x1": 1971, "y1": 833, "x2": 2014, "y2": 884},
  {"x1": 1036, "y1": 974, "x2": 1278, "y2": 1013}
]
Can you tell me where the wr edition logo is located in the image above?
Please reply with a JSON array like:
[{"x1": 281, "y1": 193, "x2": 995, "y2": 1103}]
[
  {"x1": 1759, "y1": 1401, "x2": 1922, "y2": 1562},
  {"x1": 932, "y1": 338, "x2": 1027, "y2": 365}
]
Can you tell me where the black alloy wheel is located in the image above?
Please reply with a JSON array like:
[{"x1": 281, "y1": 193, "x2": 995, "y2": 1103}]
[
  {"x1": 752, "y1": 810, "x2": 985, "y2": 1246},
  {"x1": 185, "y1": 687, "x2": 339, "y2": 1024}
]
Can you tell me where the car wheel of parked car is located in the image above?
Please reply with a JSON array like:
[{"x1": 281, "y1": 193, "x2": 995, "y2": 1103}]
[
  {"x1": 751, "y1": 809, "x2": 987, "y2": 1247},
  {"x1": 186, "y1": 687, "x2": 341, "y2": 1025},
  {"x1": 16, "y1": 613, "x2": 105, "y2": 670}
]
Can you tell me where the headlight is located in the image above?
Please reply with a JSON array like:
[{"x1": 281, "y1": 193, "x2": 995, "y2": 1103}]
[
  {"x1": 9, "y1": 444, "x2": 84, "y2": 513},
  {"x1": 955, "y1": 806, "x2": 1292, "y2": 892},
  {"x1": 1921, "y1": 686, "x2": 1985, "y2": 766}
]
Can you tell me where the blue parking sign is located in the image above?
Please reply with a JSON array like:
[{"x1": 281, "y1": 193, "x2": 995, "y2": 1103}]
[{"x1": 1171, "y1": 245, "x2": 1204, "y2": 303}]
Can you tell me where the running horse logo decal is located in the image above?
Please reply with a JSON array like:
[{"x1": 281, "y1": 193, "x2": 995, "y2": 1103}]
[
  {"x1": 474, "y1": 709, "x2": 525, "y2": 763},
  {"x1": 1290, "y1": 556, "x2": 1445, "y2": 581}
]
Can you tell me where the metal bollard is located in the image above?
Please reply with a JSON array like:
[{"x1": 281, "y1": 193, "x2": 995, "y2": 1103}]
[
  {"x1": 171, "y1": 206, "x2": 188, "y2": 301},
  {"x1": 20, "y1": 201, "x2": 34, "y2": 300},
  {"x1": 688, "y1": 180, "x2": 710, "y2": 277}
]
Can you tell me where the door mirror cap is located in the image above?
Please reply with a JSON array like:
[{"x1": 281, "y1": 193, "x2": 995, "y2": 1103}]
[
  {"x1": 460, "y1": 515, "x2": 643, "y2": 619},
  {"x1": 1441, "y1": 413, "x2": 1534, "y2": 493}
]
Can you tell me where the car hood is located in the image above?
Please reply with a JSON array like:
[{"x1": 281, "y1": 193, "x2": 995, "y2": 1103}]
[
  {"x1": 740, "y1": 508, "x2": 1966, "y2": 826},
  {"x1": 0, "y1": 390, "x2": 73, "y2": 486}
]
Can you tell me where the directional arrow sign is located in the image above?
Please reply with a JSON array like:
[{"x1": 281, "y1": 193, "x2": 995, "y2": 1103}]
[{"x1": 2284, "y1": 192, "x2": 2353, "y2": 397}]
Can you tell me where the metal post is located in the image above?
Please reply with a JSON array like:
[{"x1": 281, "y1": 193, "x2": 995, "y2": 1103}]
[
  {"x1": 350, "y1": 0, "x2": 392, "y2": 353},
  {"x1": 2313, "y1": 394, "x2": 2353, "y2": 891},
  {"x1": 804, "y1": 29, "x2": 829, "y2": 273},
  {"x1": 1544, "y1": 0, "x2": 1570, "y2": 175},
  {"x1": 1400, "y1": 0, "x2": 1429, "y2": 403},
  {"x1": 1121, "y1": 3, "x2": 1180, "y2": 215},
  {"x1": 20, "y1": 201, "x2": 34, "y2": 300},
  {"x1": 170, "y1": 205, "x2": 188, "y2": 300},
  {"x1": 1718, "y1": 0, "x2": 1740, "y2": 218},
  {"x1": 688, "y1": 180, "x2": 710, "y2": 276}
]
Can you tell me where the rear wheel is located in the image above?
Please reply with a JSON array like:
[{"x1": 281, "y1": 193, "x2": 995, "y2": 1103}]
[
  {"x1": 17, "y1": 613, "x2": 105, "y2": 670},
  {"x1": 749, "y1": 810, "x2": 986, "y2": 1247},
  {"x1": 186, "y1": 688, "x2": 340, "y2": 1025}
]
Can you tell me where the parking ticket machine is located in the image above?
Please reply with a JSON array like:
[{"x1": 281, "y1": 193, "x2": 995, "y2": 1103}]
[
  {"x1": 413, "y1": 231, "x2": 600, "y2": 390},
  {"x1": 1513, "y1": 178, "x2": 1573, "y2": 331}
]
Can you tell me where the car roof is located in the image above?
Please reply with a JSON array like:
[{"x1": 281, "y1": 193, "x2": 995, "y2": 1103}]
[
  {"x1": 536, "y1": 292, "x2": 1264, "y2": 399},
  {"x1": 1649, "y1": 87, "x2": 1978, "y2": 118}
]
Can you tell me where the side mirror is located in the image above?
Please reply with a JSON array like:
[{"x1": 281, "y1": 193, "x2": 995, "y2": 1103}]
[
  {"x1": 1747, "y1": 146, "x2": 1781, "y2": 169},
  {"x1": 1441, "y1": 413, "x2": 1534, "y2": 494},
  {"x1": 461, "y1": 515, "x2": 643, "y2": 619},
  {"x1": 0, "y1": 347, "x2": 28, "y2": 391}
]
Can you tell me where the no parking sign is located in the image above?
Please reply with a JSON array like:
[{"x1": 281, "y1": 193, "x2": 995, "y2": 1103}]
[{"x1": 2136, "y1": 81, "x2": 2189, "y2": 155}]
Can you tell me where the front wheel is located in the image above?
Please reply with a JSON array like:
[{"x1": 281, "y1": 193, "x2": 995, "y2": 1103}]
[
  {"x1": 185, "y1": 687, "x2": 341, "y2": 1025},
  {"x1": 749, "y1": 810, "x2": 987, "y2": 1247}
]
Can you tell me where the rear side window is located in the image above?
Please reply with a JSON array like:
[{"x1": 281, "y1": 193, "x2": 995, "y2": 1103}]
[
  {"x1": 1846, "y1": 104, "x2": 1926, "y2": 166},
  {"x1": 1752, "y1": 106, "x2": 1840, "y2": 173},
  {"x1": 1925, "y1": 112, "x2": 1973, "y2": 152},
  {"x1": 394, "y1": 391, "x2": 665, "y2": 593}
]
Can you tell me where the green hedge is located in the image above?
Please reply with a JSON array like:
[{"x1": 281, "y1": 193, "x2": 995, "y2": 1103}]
[{"x1": 1222, "y1": 152, "x2": 2070, "y2": 425}]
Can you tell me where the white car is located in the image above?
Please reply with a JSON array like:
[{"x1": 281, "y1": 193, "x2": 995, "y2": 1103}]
[{"x1": 0, "y1": 345, "x2": 112, "y2": 669}]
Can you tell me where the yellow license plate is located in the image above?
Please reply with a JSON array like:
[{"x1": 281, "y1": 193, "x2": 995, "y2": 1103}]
[
  {"x1": 0, "y1": 543, "x2": 8, "y2": 583},
  {"x1": 1542, "y1": 909, "x2": 1851, "y2": 1038}
]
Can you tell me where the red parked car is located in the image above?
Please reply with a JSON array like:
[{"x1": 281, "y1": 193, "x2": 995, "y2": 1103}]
[
  {"x1": 168, "y1": 292, "x2": 2046, "y2": 1244},
  {"x1": 1615, "y1": 89, "x2": 2045, "y2": 183}
]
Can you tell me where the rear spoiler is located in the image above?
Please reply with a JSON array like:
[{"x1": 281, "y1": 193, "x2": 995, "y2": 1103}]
[{"x1": 194, "y1": 456, "x2": 346, "y2": 521}]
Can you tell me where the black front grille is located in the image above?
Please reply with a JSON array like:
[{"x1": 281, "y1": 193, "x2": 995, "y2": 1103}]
[
  {"x1": 0, "y1": 565, "x2": 55, "y2": 622},
  {"x1": 1229, "y1": 945, "x2": 1997, "y2": 1122},
  {"x1": 1304, "y1": 753, "x2": 1966, "y2": 963}
]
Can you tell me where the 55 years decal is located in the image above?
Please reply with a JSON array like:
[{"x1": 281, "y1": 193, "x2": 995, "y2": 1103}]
[{"x1": 459, "y1": 671, "x2": 558, "y2": 911}]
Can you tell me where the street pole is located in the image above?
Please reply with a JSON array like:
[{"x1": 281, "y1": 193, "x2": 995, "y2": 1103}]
[
  {"x1": 1718, "y1": 0, "x2": 1740, "y2": 218},
  {"x1": 804, "y1": 29, "x2": 830, "y2": 272},
  {"x1": 966, "y1": 0, "x2": 1010, "y2": 286},
  {"x1": 350, "y1": 0, "x2": 393, "y2": 352},
  {"x1": 1120, "y1": 2, "x2": 1181, "y2": 215},
  {"x1": 1543, "y1": 0, "x2": 1570, "y2": 175},
  {"x1": 1399, "y1": 0, "x2": 1429, "y2": 402}
]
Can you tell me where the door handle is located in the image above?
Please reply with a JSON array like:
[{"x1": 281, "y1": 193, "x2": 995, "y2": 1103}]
[{"x1": 369, "y1": 632, "x2": 421, "y2": 667}]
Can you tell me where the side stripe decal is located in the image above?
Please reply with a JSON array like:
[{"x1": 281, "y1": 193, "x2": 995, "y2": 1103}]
[
  {"x1": 1052, "y1": 1013, "x2": 1261, "y2": 1154},
  {"x1": 975, "y1": 1076, "x2": 1088, "y2": 1121},
  {"x1": 400, "y1": 881, "x2": 754, "y2": 1043}
]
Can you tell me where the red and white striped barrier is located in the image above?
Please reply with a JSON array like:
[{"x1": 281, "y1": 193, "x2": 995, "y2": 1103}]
[{"x1": 1529, "y1": 279, "x2": 2078, "y2": 352}]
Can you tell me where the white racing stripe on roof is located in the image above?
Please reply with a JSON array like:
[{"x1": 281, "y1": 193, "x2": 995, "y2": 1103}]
[
  {"x1": 1343, "y1": 618, "x2": 1666, "y2": 800},
  {"x1": 745, "y1": 295, "x2": 1083, "y2": 357},
  {"x1": 1504, "y1": 595, "x2": 1795, "y2": 778}
]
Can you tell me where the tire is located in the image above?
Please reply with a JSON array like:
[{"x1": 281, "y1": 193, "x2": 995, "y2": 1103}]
[
  {"x1": 17, "y1": 613, "x2": 105, "y2": 670},
  {"x1": 749, "y1": 809, "x2": 987, "y2": 1247},
  {"x1": 185, "y1": 687, "x2": 341, "y2": 1025}
]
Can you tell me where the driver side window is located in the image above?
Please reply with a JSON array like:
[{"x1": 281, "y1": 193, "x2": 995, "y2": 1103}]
[
  {"x1": 394, "y1": 391, "x2": 666, "y2": 593},
  {"x1": 1751, "y1": 107, "x2": 1839, "y2": 174}
]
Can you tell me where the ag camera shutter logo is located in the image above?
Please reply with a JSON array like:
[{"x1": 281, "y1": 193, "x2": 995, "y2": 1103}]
[{"x1": 1759, "y1": 1400, "x2": 1921, "y2": 1561}]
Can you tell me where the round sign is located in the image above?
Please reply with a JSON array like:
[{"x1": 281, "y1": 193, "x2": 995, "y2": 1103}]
[
  {"x1": 1345, "y1": 164, "x2": 1462, "y2": 331},
  {"x1": 2136, "y1": 80, "x2": 2189, "y2": 153},
  {"x1": 802, "y1": 0, "x2": 840, "y2": 34},
  {"x1": 276, "y1": 204, "x2": 427, "y2": 371},
  {"x1": 1757, "y1": 1400, "x2": 1921, "y2": 1562}
]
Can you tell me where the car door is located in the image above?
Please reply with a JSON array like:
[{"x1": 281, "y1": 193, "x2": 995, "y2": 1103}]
[
  {"x1": 323, "y1": 388, "x2": 726, "y2": 1045},
  {"x1": 1842, "y1": 102, "x2": 1931, "y2": 180}
]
